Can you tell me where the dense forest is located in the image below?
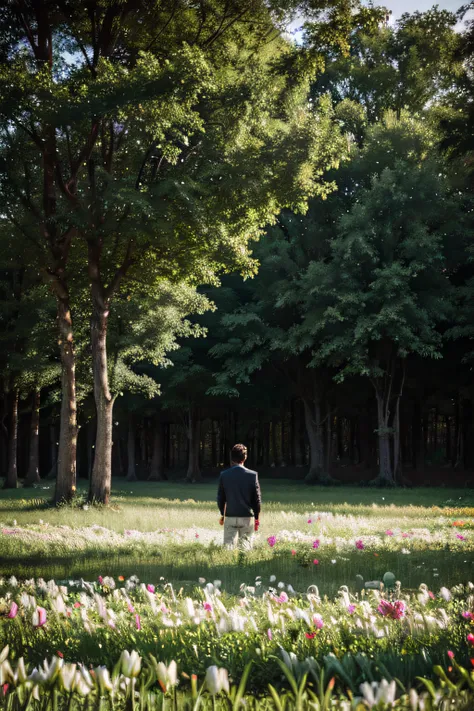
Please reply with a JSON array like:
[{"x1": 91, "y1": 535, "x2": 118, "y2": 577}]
[{"x1": 0, "y1": 0, "x2": 473, "y2": 500}]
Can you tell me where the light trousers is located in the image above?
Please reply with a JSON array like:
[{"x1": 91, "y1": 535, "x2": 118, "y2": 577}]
[{"x1": 223, "y1": 516, "x2": 253, "y2": 547}]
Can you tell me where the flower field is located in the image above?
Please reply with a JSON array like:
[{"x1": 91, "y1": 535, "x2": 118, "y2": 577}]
[{"x1": 1, "y1": 483, "x2": 474, "y2": 708}]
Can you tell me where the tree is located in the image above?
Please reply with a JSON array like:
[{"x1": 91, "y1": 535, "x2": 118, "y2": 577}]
[
  {"x1": 307, "y1": 154, "x2": 458, "y2": 484},
  {"x1": 0, "y1": 0, "x2": 354, "y2": 503}
]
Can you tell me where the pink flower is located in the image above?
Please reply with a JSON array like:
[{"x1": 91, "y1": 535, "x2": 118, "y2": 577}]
[
  {"x1": 463, "y1": 612, "x2": 474, "y2": 620},
  {"x1": 267, "y1": 628, "x2": 273, "y2": 641},
  {"x1": 456, "y1": 534, "x2": 466, "y2": 541},
  {"x1": 313, "y1": 614, "x2": 324, "y2": 629},
  {"x1": 355, "y1": 539, "x2": 364, "y2": 550},
  {"x1": 279, "y1": 592, "x2": 289, "y2": 603},
  {"x1": 33, "y1": 607, "x2": 47, "y2": 628},
  {"x1": 428, "y1": 591, "x2": 435, "y2": 600},
  {"x1": 203, "y1": 602, "x2": 213, "y2": 612},
  {"x1": 135, "y1": 614, "x2": 141, "y2": 630},
  {"x1": 467, "y1": 633, "x2": 474, "y2": 645},
  {"x1": 385, "y1": 530, "x2": 394, "y2": 536},
  {"x1": 307, "y1": 519, "x2": 312, "y2": 524},
  {"x1": 291, "y1": 549, "x2": 296, "y2": 556},
  {"x1": 195, "y1": 533, "x2": 199, "y2": 538},
  {"x1": 8, "y1": 602, "x2": 18, "y2": 618},
  {"x1": 347, "y1": 604, "x2": 356, "y2": 614},
  {"x1": 267, "y1": 535, "x2": 276, "y2": 548},
  {"x1": 377, "y1": 600, "x2": 406, "y2": 620},
  {"x1": 448, "y1": 650, "x2": 454, "y2": 659},
  {"x1": 73, "y1": 602, "x2": 81, "y2": 609},
  {"x1": 98, "y1": 576, "x2": 104, "y2": 585},
  {"x1": 402, "y1": 533, "x2": 409, "y2": 538},
  {"x1": 313, "y1": 559, "x2": 319, "y2": 565},
  {"x1": 160, "y1": 602, "x2": 169, "y2": 614},
  {"x1": 146, "y1": 584, "x2": 155, "y2": 593},
  {"x1": 127, "y1": 601, "x2": 135, "y2": 614},
  {"x1": 312, "y1": 540, "x2": 320, "y2": 549}
]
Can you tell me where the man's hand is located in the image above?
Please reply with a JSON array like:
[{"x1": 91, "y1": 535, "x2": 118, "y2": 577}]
[
  {"x1": 219, "y1": 516, "x2": 225, "y2": 526},
  {"x1": 254, "y1": 519, "x2": 260, "y2": 532}
]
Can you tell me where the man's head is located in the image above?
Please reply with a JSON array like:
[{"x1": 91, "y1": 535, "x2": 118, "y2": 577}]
[{"x1": 231, "y1": 443, "x2": 247, "y2": 465}]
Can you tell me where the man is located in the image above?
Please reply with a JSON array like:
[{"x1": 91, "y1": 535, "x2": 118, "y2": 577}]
[{"x1": 217, "y1": 443, "x2": 261, "y2": 547}]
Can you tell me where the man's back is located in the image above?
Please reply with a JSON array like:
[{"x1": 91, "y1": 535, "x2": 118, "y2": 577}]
[{"x1": 217, "y1": 464, "x2": 261, "y2": 518}]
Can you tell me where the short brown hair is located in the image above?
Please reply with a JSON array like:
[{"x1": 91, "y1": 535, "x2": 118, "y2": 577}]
[{"x1": 231, "y1": 443, "x2": 247, "y2": 463}]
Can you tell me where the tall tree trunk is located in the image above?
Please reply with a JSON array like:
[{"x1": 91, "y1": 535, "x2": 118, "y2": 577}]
[
  {"x1": 271, "y1": 418, "x2": 279, "y2": 466},
  {"x1": 55, "y1": 299, "x2": 78, "y2": 502},
  {"x1": 25, "y1": 390, "x2": 41, "y2": 486},
  {"x1": 89, "y1": 299, "x2": 114, "y2": 504},
  {"x1": 303, "y1": 397, "x2": 327, "y2": 483},
  {"x1": 375, "y1": 391, "x2": 395, "y2": 485},
  {"x1": 126, "y1": 416, "x2": 137, "y2": 481},
  {"x1": 4, "y1": 390, "x2": 19, "y2": 489},
  {"x1": 149, "y1": 420, "x2": 166, "y2": 481},
  {"x1": 186, "y1": 408, "x2": 201, "y2": 482}
]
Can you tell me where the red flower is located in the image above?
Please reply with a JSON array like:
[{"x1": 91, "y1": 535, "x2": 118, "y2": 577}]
[
  {"x1": 313, "y1": 559, "x2": 319, "y2": 565},
  {"x1": 57, "y1": 651, "x2": 64, "y2": 659},
  {"x1": 291, "y1": 550, "x2": 296, "y2": 556},
  {"x1": 305, "y1": 632, "x2": 316, "y2": 639}
]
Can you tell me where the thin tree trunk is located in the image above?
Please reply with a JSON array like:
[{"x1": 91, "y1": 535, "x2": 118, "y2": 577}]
[
  {"x1": 25, "y1": 390, "x2": 41, "y2": 486},
  {"x1": 375, "y1": 391, "x2": 394, "y2": 485},
  {"x1": 186, "y1": 408, "x2": 201, "y2": 482},
  {"x1": 89, "y1": 299, "x2": 114, "y2": 504},
  {"x1": 303, "y1": 397, "x2": 327, "y2": 483},
  {"x1": 55, "y1": 298, "x2": 78, "y2": 502},
  {"x1": 4, "y1": 390, "x2": 19, "y2": 489},
  {"x1": 149, "y1": 420, "x2": 166, "y2": 480},
  {"x1": 126, "y1": 416, "x2": 137, "y2": 481}
]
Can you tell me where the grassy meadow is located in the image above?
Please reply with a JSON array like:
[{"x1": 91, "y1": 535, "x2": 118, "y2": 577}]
[{"x1": 1, "y1": 480, "x2": 474, "y2": 597}]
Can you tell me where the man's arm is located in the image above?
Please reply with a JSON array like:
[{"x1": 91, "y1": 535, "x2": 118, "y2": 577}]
[
  {"x1": 251, "y1": 473, "x2": 261, "y2": 520},
  {"x1": 217, "y1": 474, "x2": 226, "y2": 517}
]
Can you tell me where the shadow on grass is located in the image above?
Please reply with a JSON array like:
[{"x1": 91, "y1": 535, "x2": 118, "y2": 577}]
[{"x1": 1, "y1": 547, "x2": 473, "y2": 599}]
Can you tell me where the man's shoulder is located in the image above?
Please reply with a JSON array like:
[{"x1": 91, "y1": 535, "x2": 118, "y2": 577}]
[{"x1": 219, "y1": 465, "x2": 258, "y2": 477}]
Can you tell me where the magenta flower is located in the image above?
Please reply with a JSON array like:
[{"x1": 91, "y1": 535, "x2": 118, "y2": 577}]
[
  {"x1": 355, "y1": 539, "x2": 364, "y2": 550},
  {"x1": 468, "y1": 633, "x2": 474, "y2": 645},
  {"x1": 8, "y1": 602, "x2": 18, "y2": 619},
  {"x1": 385, "y1": 530, "x2": 394, "y2": 536},
  {"x1": 377, "y1": 600, "x2": 406, "y2": 620},
  {"x1": 135, "y1": 614, "x2": 141, "y2": 630},
  {"x1": 267, "y1": 535, "x2": 276, "y2": 548},
  {"x1": 98, "y1": 576, "x2": 104, "y2": 585},
  {"x1": 313, "y1": 559, "x2": 319, "y2": 565},
  {"x1": 307, "y1": 519, "x2": 312, "y2": 524},
  {"x1": 463, "y1": 612, "x2": 474, "y2": 620},
  {"x1": 203, "y1": 602, "x2": 213, "y2": 612},
  {"x1": 347, "y1": 604, "x2": 356, "y2": 614},
  {"x1": 456, "y1": 534, "x2": 466, "y2": 541},
  {"x1": 312, "y1": 540, "x2": 320, "y2": 549},
  {"x1": 448, "y1": 650, "x2": 454, "y2": 659},
  {"x1": 313, "y1": 613, "x2": 324, "y2": 629},
  {"x1": 146, "y1": 584, "x2": 155, "y2": 593}
]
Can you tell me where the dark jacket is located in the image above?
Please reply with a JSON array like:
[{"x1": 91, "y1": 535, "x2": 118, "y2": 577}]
[{"x1": 217, "y1": 464, "x2": 261, "y2": 519}]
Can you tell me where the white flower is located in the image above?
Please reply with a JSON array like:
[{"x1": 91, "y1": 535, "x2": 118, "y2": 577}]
[
  {"x1": 205, "y1": 666, "x2": 229, "y2": 695},
  {"x1": 120, "y1": 650, "x2": 141, "y2": 678},
  {"x1": 360, "y1": 679, "x2": 396, "y2": 707},
  {"x1": 277, "y1": 582, "x2": 285, "y2": 589},
  {"x1": 269, "y1": 575, "x2": 276, "y2": 583},
  {"x1": 8, "y1": 576, "x2": 18, "y2": 587},
  {"x1": 94, "y1": 666, "x2": 113, "y2": 693},
  {"x1": 156, "y1": 661, "x2": 178, "y2": 691},
  {"x1": 440, "y1": 587, "x2": 451, "y2": 601},
  {"x1": 409, "y1": 688, "x2": 419, "y2": 710},
  {"x1": 60, "y1": 663, "x2": 77, "y2": 692}
]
